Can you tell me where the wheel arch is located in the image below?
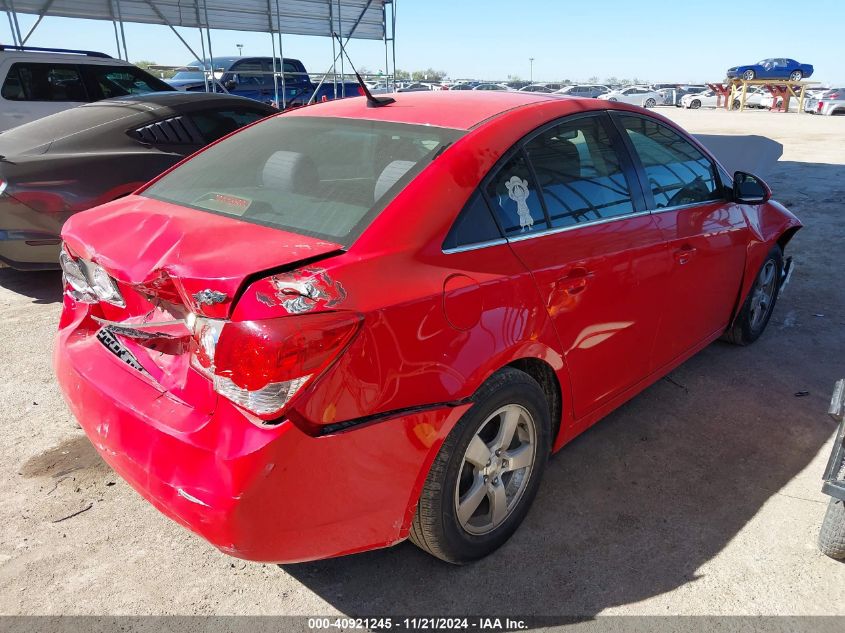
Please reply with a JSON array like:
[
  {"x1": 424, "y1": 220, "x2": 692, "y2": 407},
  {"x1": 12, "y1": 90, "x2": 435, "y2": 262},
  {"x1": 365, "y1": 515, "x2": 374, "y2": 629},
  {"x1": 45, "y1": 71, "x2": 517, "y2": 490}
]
[{"x1": 507, "y1": 357, "x2": 563, "y2": 448}]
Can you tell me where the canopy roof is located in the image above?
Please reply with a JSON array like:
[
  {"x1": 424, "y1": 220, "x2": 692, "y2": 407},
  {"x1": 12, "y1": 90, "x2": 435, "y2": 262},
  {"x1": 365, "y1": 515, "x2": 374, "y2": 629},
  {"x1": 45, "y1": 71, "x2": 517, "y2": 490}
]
[{"x1": 4, "y1": 0, "x2": 387, "y2": 40}]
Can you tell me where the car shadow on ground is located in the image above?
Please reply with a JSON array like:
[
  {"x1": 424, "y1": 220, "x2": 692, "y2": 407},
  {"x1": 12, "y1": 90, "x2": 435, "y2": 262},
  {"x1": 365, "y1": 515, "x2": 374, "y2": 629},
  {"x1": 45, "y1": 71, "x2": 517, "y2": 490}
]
[
  {"x1": 0, "y1": 268, "x2": 62, "y2": 304},
  {"x1": 282, "y1": 160, "x2": 845, "y2": 617}
]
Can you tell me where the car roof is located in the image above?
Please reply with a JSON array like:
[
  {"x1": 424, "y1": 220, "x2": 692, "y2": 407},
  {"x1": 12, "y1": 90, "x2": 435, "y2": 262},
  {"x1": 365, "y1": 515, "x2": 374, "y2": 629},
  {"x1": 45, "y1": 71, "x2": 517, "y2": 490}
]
[
  {"x1": 86, "y1": 91, "x2": 270, "y2": 109},
  {"x1": 283, "y1": 91, "x2": 586, "y2": 130},
  {"x1": 0, "y1": 50, "x2": 132, "y2": 65}
]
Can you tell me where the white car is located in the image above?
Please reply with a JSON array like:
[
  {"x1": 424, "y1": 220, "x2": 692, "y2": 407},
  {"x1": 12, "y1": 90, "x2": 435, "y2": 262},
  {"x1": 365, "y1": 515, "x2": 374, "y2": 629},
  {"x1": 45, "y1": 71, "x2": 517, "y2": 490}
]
[
  {"x1": 0, "y1": 45, "x2": 175, "y2": 130},
  {"x1": 759, "y1": 93, "x2": 799, "y2": 111},
  {"x1": 806, "y1": 88, "x2": 845, "y2": 115},
  {"x1": 597, "y1": 86, "x2": 661, "y2": 108},
  {"x1": 738, "y1": 86, "x2": 768, "y2": 108}
]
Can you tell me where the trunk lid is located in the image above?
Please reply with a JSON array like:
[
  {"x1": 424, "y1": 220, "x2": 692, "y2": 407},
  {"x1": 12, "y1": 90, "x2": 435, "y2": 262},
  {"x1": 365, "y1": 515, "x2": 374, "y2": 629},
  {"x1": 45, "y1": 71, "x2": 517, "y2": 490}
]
[{"x1": 61, "y1": 195, "x2": 344, "y2": 318}]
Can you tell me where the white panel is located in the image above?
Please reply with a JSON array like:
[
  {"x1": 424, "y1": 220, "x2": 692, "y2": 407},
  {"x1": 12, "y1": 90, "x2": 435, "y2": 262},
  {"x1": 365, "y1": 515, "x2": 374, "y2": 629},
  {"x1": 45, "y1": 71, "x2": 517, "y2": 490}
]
[{"x1": 3, "y1": 0, "x2": 387, "y2": 39}]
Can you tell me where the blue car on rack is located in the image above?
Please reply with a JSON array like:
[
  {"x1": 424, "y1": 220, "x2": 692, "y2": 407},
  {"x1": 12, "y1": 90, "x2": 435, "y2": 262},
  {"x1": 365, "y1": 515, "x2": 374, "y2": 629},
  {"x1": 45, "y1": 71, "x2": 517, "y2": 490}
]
[
  {"x1": 726, "y1": 58, "x2": 814, "y2": 82},
  {"x1": 167, "y1": 56, "x2": 361, "y2": 108}
]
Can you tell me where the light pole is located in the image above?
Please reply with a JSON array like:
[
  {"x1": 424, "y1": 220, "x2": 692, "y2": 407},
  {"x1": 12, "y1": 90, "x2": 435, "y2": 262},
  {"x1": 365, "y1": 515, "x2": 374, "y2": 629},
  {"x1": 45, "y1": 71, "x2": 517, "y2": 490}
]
[
  {"x1": 236, "y1": 44, "x2": 243, "y2": 56},
  {"x1": 529, "y1": 57, "x2": 534, "y2": 83}
]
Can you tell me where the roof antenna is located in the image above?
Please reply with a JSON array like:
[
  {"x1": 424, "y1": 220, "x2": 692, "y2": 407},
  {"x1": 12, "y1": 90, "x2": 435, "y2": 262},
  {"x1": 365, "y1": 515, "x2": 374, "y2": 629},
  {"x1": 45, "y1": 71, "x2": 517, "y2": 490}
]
[{"x1": 331, "y1": 32, "x2": 395, "y2": 108}]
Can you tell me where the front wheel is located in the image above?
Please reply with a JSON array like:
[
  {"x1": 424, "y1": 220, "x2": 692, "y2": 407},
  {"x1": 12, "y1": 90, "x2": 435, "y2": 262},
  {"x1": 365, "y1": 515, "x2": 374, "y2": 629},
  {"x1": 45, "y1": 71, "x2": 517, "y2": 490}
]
[
  {"x1": 690, "y1": 99, "x2": 701, "y2": 109},
  {"x1": 818, "y1": 498, "x2": 845, "y2": 560},
  {"x1": 789, "y1": 70, "x2": 803, "y2": 82},
  {"x1": 723, "y1": 245, "x2": 783, "y2": 345},
  {"x1": 409, "y1": 367, "x2": 551, "y2": 564},
  {"x1": 743, "y1": 69, "x2": 756, "y2": 81},
  {"x1": 644, "y1": 98, "x2": 656, "y2": 108}
]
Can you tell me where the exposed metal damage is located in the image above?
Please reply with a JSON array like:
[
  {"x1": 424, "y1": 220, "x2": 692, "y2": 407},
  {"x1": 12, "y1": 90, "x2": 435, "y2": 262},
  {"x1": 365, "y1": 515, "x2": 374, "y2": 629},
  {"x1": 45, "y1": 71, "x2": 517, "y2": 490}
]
[{"x1": 264, "y1": 267, "x2": 347, "y2": 314}]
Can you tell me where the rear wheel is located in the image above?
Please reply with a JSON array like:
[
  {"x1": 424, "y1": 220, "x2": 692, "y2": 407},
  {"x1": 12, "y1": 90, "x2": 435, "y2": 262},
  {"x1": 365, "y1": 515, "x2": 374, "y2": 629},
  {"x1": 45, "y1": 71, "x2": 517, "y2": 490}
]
[
  {"x1": 789, "y1": 70, "x2": 803, "y2": 82},
  {"x1": 644, "y1": 98, "x2": 656, "y2": 108},
  {"x1": 409, "y1": 367, "x2": 551, "y2": 564},
  {"x1": 723, "y1": 245, "x2": 783, "y2": 345},
  {"x1": 818, "y1": 498, "x2": 845, "y2": 560}
]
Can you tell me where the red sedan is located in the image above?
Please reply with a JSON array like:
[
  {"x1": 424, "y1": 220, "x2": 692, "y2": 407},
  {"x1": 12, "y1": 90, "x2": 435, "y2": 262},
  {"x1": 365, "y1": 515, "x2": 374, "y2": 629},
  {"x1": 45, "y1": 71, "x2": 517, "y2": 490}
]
[{"x1": 55, "y1": 91, "x2": 801, "y2": 564}]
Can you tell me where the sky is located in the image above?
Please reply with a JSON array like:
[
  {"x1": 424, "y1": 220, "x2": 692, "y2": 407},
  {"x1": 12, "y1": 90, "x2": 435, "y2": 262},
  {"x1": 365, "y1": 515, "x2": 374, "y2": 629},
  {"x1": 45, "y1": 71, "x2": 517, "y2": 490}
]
[{"x1": 5, "y1": 0, "x2": 844, "y2": 85}]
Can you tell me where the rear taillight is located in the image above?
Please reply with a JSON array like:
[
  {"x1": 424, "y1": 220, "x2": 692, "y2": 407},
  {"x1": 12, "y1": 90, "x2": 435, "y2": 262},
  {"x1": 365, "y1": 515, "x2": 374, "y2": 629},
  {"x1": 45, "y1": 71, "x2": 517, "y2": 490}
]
[
  {"x1": 829, "y1": 93, "x2": 840, "y2": 99},
  {"x1": 189, "y1": 311, "x2": 361, "y2": 420},
  {"x1": 818, "y1": 101, "x2": 824, "y2": 113},
  {"x1": 59, "y1": 244, "x2": 125, "y2": 307}
]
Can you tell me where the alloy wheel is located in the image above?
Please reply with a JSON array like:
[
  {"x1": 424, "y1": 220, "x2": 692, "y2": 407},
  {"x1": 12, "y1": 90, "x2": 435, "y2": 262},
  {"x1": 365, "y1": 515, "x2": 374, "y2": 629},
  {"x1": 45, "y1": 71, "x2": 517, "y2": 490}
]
[
  {"x1": 790, "y1": 70, "x2": 802, "y2": 82},
  {"x1": 454, "y1": 404, "x2": 537, "y2": 535},
  {"x1": 743, "y1": 70, "x2": 755, "y2": 81},
  {"x1": 749, "y1": 260, "x2": 778, "y2": 330},
  {"x1": 645, "y1": 98, "x2": 656, "y2": 108}
]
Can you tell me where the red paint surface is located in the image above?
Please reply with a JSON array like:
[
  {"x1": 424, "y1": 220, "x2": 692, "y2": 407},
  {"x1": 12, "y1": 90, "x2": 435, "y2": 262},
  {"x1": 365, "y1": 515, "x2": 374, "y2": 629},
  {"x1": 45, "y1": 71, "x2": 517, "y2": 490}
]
[{"x1": 55, "y1": 93, "x2": 801, "y2": 562}]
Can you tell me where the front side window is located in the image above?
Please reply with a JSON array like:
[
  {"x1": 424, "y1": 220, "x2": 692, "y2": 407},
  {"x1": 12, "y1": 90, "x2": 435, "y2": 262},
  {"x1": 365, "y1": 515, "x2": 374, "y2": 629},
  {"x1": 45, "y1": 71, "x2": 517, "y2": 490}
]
[
  {"x1": 85, "y1": 65, "x2": 172, "y2": 98},
  {"x1": 618, "y1": 115, "x2": 722, "y2": 209},
  {"x1": 1, "y1": 63, "x2": 88, "y2": 102},
  {"x1": 485, "y1": 152, "x2": 548, "y2": 236},
  {"x1": 525, "y1": 115, "x2": 637, "y2": 228},
  {"x1": 142, "y1": 116, "x2": 463, "y2": 246}
]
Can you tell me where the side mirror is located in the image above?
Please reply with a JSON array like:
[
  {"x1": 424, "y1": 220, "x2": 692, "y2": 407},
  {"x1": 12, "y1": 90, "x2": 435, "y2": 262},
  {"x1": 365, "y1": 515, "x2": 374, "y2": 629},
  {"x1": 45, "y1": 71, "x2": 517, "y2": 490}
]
[
  {"x1": 733, "y1": 171, "x2": 771, "y2": 204},
  {"x1": 224, "y1": 79, "x2": 238, "y2": 90}
]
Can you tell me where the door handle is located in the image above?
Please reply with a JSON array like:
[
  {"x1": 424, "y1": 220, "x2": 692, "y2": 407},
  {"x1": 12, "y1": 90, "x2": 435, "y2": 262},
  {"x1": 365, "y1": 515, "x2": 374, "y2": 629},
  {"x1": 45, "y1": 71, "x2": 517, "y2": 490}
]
[
  {"x1": 558, "y1": 267, "x2": 594, "y2": 295},
  {"x1": 674, "y1": 244, "x2": 697, "y2": 265}
]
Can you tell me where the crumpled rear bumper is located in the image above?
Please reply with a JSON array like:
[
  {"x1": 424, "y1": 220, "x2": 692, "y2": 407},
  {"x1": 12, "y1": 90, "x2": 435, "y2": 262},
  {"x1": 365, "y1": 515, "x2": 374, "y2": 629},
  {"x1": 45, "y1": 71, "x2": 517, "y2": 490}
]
[{"x1": 54, "y1": 305, "x2": 469, "y2": 563}]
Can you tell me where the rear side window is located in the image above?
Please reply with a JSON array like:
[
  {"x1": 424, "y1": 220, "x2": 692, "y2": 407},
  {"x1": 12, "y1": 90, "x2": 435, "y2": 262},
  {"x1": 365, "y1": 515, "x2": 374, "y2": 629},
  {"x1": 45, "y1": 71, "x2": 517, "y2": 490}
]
[
  {"x1": 188, "y1": 108, "x2": 270, "y2": 143},
  {"x1": 84, "y1": 65, "x2": 172, "y2": 99},
  {"x1": 1, "y1": 63, "x2": 88, "y2": 102},
  {"x1": 525, "y1": 115, "x2": 637, "y2": 228},
  {"x1": 443, "y1": 193, "x2": 502, "y2": 251},
  {"x1": 618, "y1": 115, "x2": 721, "y2": 208},
  {"x1": 485, "y1": 152, "x2": 548, "y2": 236},
  {"x1": 230, "y1": 60, "x2": 265, "y2": 86},
  {"x1": 142, "y1": 116, "x2": 463, "y2": 246}
]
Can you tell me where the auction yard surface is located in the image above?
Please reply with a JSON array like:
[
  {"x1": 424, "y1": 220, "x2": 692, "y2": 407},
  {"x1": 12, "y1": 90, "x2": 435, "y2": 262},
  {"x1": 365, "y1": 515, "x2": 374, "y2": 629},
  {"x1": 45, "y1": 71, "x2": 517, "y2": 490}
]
[{"x1": 0, "y1": 108, "x2": 843, "y2": 616}]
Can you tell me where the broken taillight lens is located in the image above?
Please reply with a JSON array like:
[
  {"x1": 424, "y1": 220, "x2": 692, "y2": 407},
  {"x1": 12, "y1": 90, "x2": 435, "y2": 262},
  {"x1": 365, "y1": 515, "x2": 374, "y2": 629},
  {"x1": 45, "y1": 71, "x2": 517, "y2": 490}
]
[{"x1": 190, "y1": 312, "x2": 362, "y2": 420}]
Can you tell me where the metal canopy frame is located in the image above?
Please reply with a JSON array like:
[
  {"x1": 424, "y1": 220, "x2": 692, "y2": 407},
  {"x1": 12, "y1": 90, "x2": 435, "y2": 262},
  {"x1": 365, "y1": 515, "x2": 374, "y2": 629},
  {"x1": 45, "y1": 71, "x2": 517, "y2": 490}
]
[{"x1": 1, "y1": 0, "x2": 397, "y2": 106}]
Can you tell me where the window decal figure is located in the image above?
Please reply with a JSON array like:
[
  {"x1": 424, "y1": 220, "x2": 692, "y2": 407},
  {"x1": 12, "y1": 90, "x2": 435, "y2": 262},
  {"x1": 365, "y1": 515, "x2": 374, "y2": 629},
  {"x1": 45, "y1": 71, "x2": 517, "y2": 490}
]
[{"x1": 505, "y1": 176, "x2": 534, "y2": 231}]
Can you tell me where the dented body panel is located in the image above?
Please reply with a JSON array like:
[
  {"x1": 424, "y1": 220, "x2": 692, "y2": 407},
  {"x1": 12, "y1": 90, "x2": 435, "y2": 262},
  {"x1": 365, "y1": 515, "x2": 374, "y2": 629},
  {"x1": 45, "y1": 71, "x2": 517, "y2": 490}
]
[{"x1": 55, "y1": 91, "x2": 801, "y2": 562}]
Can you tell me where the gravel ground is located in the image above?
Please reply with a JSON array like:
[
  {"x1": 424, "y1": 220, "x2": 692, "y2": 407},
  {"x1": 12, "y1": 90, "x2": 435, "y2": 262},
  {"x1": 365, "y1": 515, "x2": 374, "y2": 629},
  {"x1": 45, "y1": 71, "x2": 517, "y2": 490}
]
[{"x1": 0, "y1": 107, "x2": 843, "y2": 617}]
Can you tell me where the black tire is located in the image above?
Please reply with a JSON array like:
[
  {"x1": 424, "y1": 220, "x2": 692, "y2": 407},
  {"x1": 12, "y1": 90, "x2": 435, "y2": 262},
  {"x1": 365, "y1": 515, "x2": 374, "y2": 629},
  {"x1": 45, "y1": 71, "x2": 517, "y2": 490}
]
[
  {"x1": 743, "y1": 70, "x2": 756, "y2": 81},
  {"x1": 732, "y1": 99, "x2": 741, "y2": 110},
  {"x1": 818, "y1": 498, "x2": 845, "y2": 560},
  {"x1": 644, "y1": 98, "x2": 656, "y2": 108},
  {"x1": 723, "y1": 245, "x2": 783, "y2": 345},
  {"x1": 789, "y1": 70, "x2": 803, "y2": 82},
  {"x1": 409, "y1": 367, "x2": 551, "y2": 564},
  {"x1": 690, "y1": 99, "x2": 701, "y2": 109}
]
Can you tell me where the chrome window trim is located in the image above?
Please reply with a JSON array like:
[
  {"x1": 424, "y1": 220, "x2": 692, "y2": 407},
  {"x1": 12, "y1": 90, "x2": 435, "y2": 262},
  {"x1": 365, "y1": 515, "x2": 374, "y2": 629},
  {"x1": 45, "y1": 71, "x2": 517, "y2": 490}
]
[
  {"x1": 506, "y1": 209, "x2": 652, "y2": 243},
  {"x1": 442, "y1": 209, "x2": 652, "y2": 253},
  {"x1": 647, "y1": 198, "x2": 724, "y2": 215},
  {"x1": 442, "y1": 238, "x2": 508, "y2": 254}
]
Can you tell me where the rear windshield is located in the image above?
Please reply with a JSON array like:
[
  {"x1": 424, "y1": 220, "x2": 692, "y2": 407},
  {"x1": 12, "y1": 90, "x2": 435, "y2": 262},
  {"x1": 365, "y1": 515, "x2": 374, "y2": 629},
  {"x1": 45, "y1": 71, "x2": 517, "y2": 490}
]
[{"x1": 142, "y1": 116, "x2": 464, "y2": 246}]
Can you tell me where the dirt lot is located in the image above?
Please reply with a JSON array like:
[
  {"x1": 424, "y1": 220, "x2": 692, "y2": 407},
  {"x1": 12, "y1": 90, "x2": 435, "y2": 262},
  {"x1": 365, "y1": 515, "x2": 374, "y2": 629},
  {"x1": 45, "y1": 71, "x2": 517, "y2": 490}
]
[{"x1": 0, "y1": 108, "x2": 843, "y2": 617}]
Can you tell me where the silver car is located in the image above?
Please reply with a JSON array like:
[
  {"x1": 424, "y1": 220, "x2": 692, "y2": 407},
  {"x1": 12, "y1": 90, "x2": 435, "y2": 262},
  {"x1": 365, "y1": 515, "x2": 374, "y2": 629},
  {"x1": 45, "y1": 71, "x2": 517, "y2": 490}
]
[{"x1": 805, "y1": 88, "x2": 845, "y2": 115}]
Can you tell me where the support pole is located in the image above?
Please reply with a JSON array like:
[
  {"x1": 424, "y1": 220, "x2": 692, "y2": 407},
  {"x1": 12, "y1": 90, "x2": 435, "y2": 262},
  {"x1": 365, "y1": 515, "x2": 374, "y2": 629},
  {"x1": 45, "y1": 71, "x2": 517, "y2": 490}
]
[
  {"x1": 114, "y1": 0, "x2": 129, "y2": 61},
  {"x1": 267, "y1": 0, "x2": 279, "y2": 107},
  {"x1": 391, "y1": 0, "x2": 396, "y2": 91},
  {"x1": 21, "y1": 14, "x2": 44, "y2": 44},
  {"x1": 382, "y1": 2, "x2": 388, "y2": 88},
  {"x1": 6, "y1": 11, "x2": 19, "y2": 47},
  {"x1": 193, "y1": 2, "x2": 209, "y2": 93},
  {"x1": 275, "y1": 0, "x2": 286, "y2": 109},
  {"x1": 328, "y1": 0, "x2": 337, "y2": 99},
  {"x1": 7, "y1": 0, "x2": 23, "y2": 46},
  {"x1": 202, "y1": 0, "x2": 216, "y2": 92},
  {"x1": 337, "y1": 0, "x2": 344, "y2": 97}
]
